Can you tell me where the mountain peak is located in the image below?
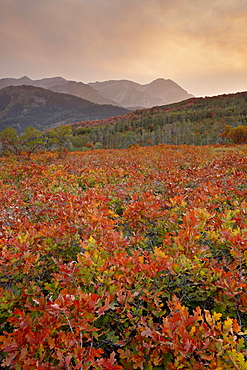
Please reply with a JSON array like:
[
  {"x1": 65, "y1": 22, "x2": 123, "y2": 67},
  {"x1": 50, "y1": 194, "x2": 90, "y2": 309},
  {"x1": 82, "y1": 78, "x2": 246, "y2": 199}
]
[
  {"x1": 90, "y1": 78, "x2": 193, "y2": 108},
  {"x1": 18, "y1": 76, "x2": 33, "y2": 83},
  {"x1": 152, "y1": 78, "x2": 166, "y2": 82},
  {"x1": 0, "y1": 76, "x2": 194, "y2": 109}
]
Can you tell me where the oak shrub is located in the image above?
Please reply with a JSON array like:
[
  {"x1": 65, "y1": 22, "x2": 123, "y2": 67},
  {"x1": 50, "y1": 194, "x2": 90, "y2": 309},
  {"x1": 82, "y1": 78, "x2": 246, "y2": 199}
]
[{"x1": 0, "y1": 144, "x2": 247, "y2": 369}]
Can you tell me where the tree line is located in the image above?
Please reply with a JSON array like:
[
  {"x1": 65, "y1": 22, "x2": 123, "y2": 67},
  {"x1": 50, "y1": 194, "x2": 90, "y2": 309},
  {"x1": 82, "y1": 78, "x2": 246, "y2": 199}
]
[{"x1": 0, "y1": 126, "x2": 72, "y2": 156}]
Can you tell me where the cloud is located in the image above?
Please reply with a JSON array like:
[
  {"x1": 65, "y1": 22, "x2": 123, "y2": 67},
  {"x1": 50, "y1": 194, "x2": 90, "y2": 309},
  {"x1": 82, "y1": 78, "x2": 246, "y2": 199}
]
[{"x1": 1, "y1": 0, "x2": 247, "y2": 95}]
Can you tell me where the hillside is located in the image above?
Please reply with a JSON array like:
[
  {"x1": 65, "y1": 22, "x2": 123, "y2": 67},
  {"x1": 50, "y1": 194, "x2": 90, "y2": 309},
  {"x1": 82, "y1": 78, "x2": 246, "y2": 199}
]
[
  {"x1": 0, "y1": 76, "x2": 193, "y2": 109},
  {"x1": 68, "y1": 91, "x2": 247, "y2": 149},
  {"x1": 0, "y1": 85, "x2": 129, "y2": 133}
]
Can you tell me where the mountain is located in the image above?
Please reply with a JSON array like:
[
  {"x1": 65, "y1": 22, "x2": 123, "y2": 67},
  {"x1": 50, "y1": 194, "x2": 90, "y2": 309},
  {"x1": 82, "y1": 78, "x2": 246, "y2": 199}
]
[
  {"x1": 141, "y1": 78, "x2": 194, "y2": 105},
  {"x1": 0, "y1": 76, "x2": 193, "y2": 109},
  {"x1": 0, "y1": 85, "x2": 129, "y2": 133},
  {"x1": 49, "y1": 80, "x2": 120, "y2": 106},
  {"x1": 89, "y1": 80, "x2": 162, "y2": 109},
  {"x1": 0, "y1": 76, "x2": 67, "y2": 90},
  {"x1": 0, "y1": 77, "x2": 121, "y2": 106},
  {"x1": 89, "y1": 78, "x2": 193, "y2": 108}
]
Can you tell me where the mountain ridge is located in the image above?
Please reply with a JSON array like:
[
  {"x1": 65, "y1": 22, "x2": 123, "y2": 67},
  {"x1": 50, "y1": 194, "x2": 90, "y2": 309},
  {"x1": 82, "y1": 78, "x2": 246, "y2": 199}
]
[
  {"x1": 0, "y1": 76, "x2": 194, "y2": 109},
  {"x1": 0, "y1": 85, "x2": 129, "y2": 133},
  {"x1": 89, "y1": 78, "x2": 193, "y2": 108}
]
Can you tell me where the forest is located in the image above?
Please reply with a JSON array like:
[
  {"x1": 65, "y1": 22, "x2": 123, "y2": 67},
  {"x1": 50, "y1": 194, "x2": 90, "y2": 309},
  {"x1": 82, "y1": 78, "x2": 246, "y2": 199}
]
[
  {"x1": 69, "y1": 92, "x2": 247, "y2": 149},
  {"x1": 1, "y1": 90, "x2": 247, "y2": 155},
  {"x1": 0, "y1": 144, "x2": 247, "y2": 369}
]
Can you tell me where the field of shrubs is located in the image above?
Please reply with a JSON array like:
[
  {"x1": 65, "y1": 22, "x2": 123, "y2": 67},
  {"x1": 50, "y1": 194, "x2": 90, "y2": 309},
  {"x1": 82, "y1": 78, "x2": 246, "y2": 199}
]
[{"x1": 1, "y1": 144, "x2": 247, "y2": 369}]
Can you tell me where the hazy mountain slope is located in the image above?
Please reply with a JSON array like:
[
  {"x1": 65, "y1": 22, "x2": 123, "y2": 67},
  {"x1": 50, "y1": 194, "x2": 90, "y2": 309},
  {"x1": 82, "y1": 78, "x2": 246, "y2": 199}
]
[
  {"x1": 32, "y1": 77, "x2": 67, "y2": 89},
  {"x1": 0, "y1": 76, "x2": 67, "y2": 90},
  {"x1": 89, "y1": 80, "x2": 157, "y2": 108},
  {"x1": 0, "y1": 85, "x2": 129, "y2": 133},
  {"x1": 0, "y1": 76, "x2": 33, "y2": 89},
  {"x1": 89, "y1": 79, "x2": 142, "y2": 97},
  {"x1": 141, "y1": 78, "x2": 194, "y2": 104},
  {"x1": 114, "y1": 86, "x2": 164, "y2": 109},
  {"x1": 0, "y1": 76, "x2": 194, "y2": 109},
  {"x1": 49, "y1": 80, "x2": 120, "y2": 106},
  {"x1": 89, "y1": 78, "x2": 193, "y2": 108},
  {"x1": 0, "y1": 77, "x2": 118, "y2": 106}
]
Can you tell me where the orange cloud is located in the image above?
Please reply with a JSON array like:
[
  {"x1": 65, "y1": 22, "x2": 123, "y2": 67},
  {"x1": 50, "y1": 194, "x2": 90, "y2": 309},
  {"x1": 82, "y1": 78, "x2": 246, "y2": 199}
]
[{"x1": 0, "y1": 0, "x2": 247, "y2": 96}]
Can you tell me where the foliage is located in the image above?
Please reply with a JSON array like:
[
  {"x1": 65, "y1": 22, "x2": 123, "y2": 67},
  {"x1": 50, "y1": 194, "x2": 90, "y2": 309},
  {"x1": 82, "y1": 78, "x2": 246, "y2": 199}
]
[
  {"x1": 0, "y1": 126, "x2": 72, "y2": 156},
  {"x1": 45, "y1": 125, "x2": 73, "y2": 154},
  {"x1": 68, "y1": 91, "x2": 247, "y2": 149},
  {"x1": 1, "y1": 144, "x2": 247, "y2": 368},
  {"x1": 21, "y1": 126, "x2": 45, "y2": 154},
  {"x1": 0, "y1": 127, "x2": 21, "y2": 155},
  {"x1": 223, "y1": 125, "x2": 247, "y2": 144},
  {"x1": 2, "y1": 90, "x2": 247, "y2": 152}
]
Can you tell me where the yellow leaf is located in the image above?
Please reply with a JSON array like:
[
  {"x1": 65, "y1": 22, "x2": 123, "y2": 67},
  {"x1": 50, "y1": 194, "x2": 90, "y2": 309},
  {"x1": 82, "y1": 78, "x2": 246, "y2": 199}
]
[
  {"x1": 224, "y1": 317, "x2": 233, "y2": 330},
  {"x1": 153, "y1": 246, "x2": 167, "y2": 258},
  {"x1": 213, "y1": 312, "x2": 222, "y2": 321},
  {"x1": 190, "y1": 326, "x2": 196, "y2": 335},
  {"x1": 139, "y1": 255, "x2": 144, "y2": 263}
]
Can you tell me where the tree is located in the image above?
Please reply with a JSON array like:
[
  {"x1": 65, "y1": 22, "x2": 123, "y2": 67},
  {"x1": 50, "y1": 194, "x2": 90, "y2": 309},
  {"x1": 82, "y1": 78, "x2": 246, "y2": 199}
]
[
  {"x1": 21, "y1": 126, "x2": 44, "y2": 155},
  {"x1": 0, "y1": 127, "x2": 21, "y2": 155},
  {"x1": 46, "y1": 126, "x2": 72, "y2": 154},
  {"x1": 223, "y1": 125, "x2": 247, "y2": 144},
  {"x1": 94, "y1": 142, "x2": 103, "y2": 150}
]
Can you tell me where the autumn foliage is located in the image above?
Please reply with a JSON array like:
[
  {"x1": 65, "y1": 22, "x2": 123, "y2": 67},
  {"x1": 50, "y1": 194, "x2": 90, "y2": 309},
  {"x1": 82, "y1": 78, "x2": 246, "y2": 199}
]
[
  {"x1": 1, "y1": 144, "x2": 247, "y2": 369},
  {"x1": 223, "y1": 125, "x2": 247, "y2": 144}
]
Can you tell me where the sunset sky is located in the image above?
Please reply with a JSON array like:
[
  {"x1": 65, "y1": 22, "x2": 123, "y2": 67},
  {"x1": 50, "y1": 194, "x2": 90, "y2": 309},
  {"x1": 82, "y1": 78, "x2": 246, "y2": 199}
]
[{"x1": 1, "y1": 0, "x2": 247, "y2": 97}]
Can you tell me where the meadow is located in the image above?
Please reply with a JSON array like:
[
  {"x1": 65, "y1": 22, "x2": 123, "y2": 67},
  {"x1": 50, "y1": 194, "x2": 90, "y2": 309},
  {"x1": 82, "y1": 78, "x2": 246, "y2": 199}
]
[{"x1": 0, "y1": 144, "x2": 247, "y2": 369}]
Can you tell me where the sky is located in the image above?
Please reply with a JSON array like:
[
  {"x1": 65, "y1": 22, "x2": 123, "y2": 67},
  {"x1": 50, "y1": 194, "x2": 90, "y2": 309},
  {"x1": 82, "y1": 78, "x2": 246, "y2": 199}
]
[{"x1": 1, "y1": 0, "x2": 247, "y2": 97}]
